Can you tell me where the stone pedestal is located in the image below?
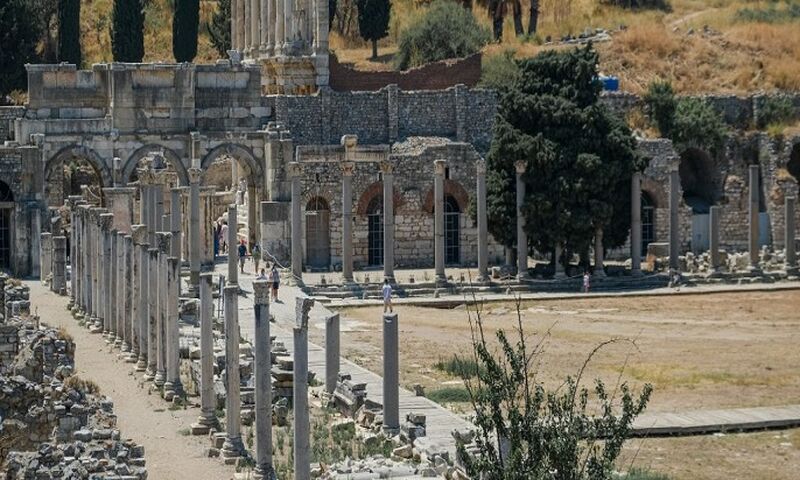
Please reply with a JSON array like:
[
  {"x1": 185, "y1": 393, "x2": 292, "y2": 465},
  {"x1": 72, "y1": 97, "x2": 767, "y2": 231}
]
[
  {"x1": 382, "y1": 313, "x2": 399, "y2": 434},
  {"x1": 193, "y1": 273, "x2": 219, "y2": 434},
  {"x1": 341, "y1": 163, "x2": 354, "y2": 283},
  {"x1": 433, "y1": 160, "x2": 447, "y2": 285},
  {"x1": 476, "y1": 160, "x2": 489, "y2": 283},
  {"x1": 748, "y1": 165, "x2": 761, "y2": 273},
  {"x1": 52, "y1": 236, "x2": 67, "y2": 294},
  {"x1": 381, "y1": 161, "x2": 395, "y2": 282},
  {"x1": 144, "y1": 247, "x2": 160, "y2": 380},
  {"x1": 221, "y1": 285, "x2": 245, "y2": 460},
  {"x1": 669, "y1": 168, "x2": 680, "y2": 272},
  {"x1": 253, "y1": 280, "x2": 274, "y2": 478},
  {"x1": 786, "y1": 196, "x2": 797, "y2": 275},
  {"x1": 325, "y1": 314, "x2": 340, "y2": 394},
  {"x1": 515, "y1": 161, "x2": 530, "y2": 281},
  {"x1": 630, "y1": 173, "x2": 642, "y2": 276},
  {"x1": 289, "y1": 163, "x2": 303, "y2": 285},
  {"x1": 293, "y1": 298, "x2": 314, "y2": 480}
]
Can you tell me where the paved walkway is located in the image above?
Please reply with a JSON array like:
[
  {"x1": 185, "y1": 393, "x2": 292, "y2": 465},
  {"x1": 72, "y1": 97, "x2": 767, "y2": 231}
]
[
  {"x1": 223, "y1": 265, "x2": 474, "y2": 460},
  {"x1": 632, "y1": 404, "x2": 800, "y2": 437}
]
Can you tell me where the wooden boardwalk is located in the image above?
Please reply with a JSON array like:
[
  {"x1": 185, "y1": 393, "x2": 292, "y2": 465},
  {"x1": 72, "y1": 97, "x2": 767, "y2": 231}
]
[
  {"x1": 231, "y1": 272, "x2": 474, "y2": 461},
  {"x1": 228, "y1": 267, "x2": 800, "y2": 451}
]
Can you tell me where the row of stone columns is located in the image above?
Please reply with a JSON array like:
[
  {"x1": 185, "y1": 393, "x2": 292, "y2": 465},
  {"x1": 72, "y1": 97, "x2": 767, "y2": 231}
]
[{"x1": 232, "y1": 0, "x2": 329, "y2": 57}]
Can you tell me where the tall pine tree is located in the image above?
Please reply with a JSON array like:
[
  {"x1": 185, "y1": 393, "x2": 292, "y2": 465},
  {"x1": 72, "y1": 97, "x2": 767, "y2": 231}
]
[
  {"x1": 173, "y1": 0, "x2": 199, "y2": 63},
  {"x1": 0, "y1": 0, "x2": 40, "y2": 96},
  {"x1": 111, "y1": 0, "x2": 145, "y2": 62},
  {"x1": 58, "y1": 0, "x2": 82, "y2": 66},
  {"x1": 356, "y1": 0, "x2": 390, "y2": 59},
  {"x1": 209, "y1": 0, "x2": 231, "y2": 58}
]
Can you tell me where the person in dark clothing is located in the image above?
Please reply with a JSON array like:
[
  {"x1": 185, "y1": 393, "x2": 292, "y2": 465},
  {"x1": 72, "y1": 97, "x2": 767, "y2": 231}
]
[{"x1": 238, "y1": 240, "x2": 247, "y2": 274}]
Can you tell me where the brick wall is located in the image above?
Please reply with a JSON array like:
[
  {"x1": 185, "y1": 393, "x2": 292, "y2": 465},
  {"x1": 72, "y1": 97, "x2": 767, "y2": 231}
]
[{"x1": 329, "y1": 54, "x2": 482, "y2": 92}]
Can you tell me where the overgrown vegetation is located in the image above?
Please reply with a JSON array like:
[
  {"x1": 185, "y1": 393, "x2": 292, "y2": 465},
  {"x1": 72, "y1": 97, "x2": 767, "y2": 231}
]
[
  {"x1": 434, "y1": 355, "x2": 484, "y2": 379},
  {"x1": 615, "y1": 468, "x2": 672, "y2": 480},
  {"x1": 395, "y1": 0, "x2": 490, "y2": 70},
  {"x1": 600, "y1": 0, "x2": 671, "y2": 11},
  {"x1": 734, "y1": 1, "x2": 800, "y2": 23},
  {"x1": 426, "y1": 386, "x2": 472, "y2": 403},
  {"x1": 479, "y1": 49, "x2": 521, "y2": 91},
  {"x1": 757, "y1": 96, "x2": 796, "y2": 130},
  {"x1": 643, "y1": 80, "x2": 677, "y2": 137},
  {"x1": 457, "y1": 300, "x2": 653, "y2": 479},
  {"x1": 208, "y1": 0, "x2": 231, "y2": 57}
]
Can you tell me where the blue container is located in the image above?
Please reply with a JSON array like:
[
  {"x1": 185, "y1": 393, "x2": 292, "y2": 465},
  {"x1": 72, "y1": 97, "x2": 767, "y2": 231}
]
[{"x1": 599, "y1": 75, "x2": 619, "y2": 91}]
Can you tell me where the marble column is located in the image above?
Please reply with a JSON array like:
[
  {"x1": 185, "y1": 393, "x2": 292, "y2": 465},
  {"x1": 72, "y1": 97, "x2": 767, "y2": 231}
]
[
  {"x1": 171, "y1": 188, "x2": 182, "y2": 261},
  {"x1": 274, "y1": 0, "x2": 284, "y2": 54},
  {"x1": 434, "y1": 159, "x2": 447, "y2": 284},
  {"x1": 253, "y1": 280, "x2": 274, "y2": 478},
  {"x1": 282, "y1": 0, "x2": 292, "y2": 52},
  {"x1": 260, "y1": 0, "x2": 270, "y2": 53},
  {"x1": 122, "y1": 235, "x2": 134, "y2": 356},
  {"x1": 383, "y1": 312, "x2": 399, "y2": 434},
  {"x1": 250, "y1": 0, "x2": 260, "y2": 54},
  {"x1": 785, "y1": 196, "x2": 797, "y2": 274},
  {"x1": 115, "y1": 232, "x2": 126, "y2": 347},
  {"x1": 289, "y1": 163, "x2": 303, "y2": 284},
  {"x1": 476, "y1": 160, "x2": 489, "y2": 283},
  {"x1": 381, "y1": 161, "x2": 395, "y2": 282},
  {"x1": 144, "y1": 247, "x2": 159, "y2": 381},
  {"x1": 131, "y1": 225, "x2": 147, "y2": 365},
  {"x1": 325, "y1": 313, "x2": 339, "y2": 395},
  {"x1": 221, "y1": 285, "x2": 245, "y2": 459},
  {"x1": 669, "y1": 168, "x2": 680, "y2": 271},
  {"x1": 107, "y1": 228, "x2": 118, "y2": 342},
  {"x1": 293, "y1": 298, "x2": 314, "y2": 480},
  {"x1": 189, "y1": 168, "x2": 202, "y2": 297},
  {"x1": 136, "y1": 238, "x2": 150, "y2": 372},
  {"x1": 98, "y1": 213, "x2": 114, "y2": 334},
  {"x1": 314, "y1": 0, "x2": 329, "y2": 55},
  {"x1": 340, "y1": 162, "x2": 354, "y2": 283},
  {"x1": 515, "y1": 161, "x2": 530, "y2": 281},
  {"x1": 594, "y1": 227, "x2": 606, "y2": 278},
  {"x1": 231, "y1": 0, "x2": 239, "y2": 51},
  {"x1": 709, "y1": 205, "x2": 721, "y2": 274},
  {"x1": 631, "y1": 172, "x2": 643, "y2": 276},
  {"x1": 748, "y1": 164, "x2": 761, "y2": 272},
  {"x1": 164, "y1": 257, "x2": 183, "y2": 401},
  {"x1": 40, "y1": 232, "x2": 52, "y2": 285},
  {"x1": 228, "y1": 205, "x2": 239, "y2": 284},
  {"x1": 192, "y1": 273, "x2": 218, "y2": 434},
  {"x1": 69, "y1": 212, "x2": 77, "y2": 305},
  {"x1": 154, "y1": 232, "x2": 171, "y2": 388},
  {"x1": 52, "y1": 236, "x2": 67, "y2": 294}
]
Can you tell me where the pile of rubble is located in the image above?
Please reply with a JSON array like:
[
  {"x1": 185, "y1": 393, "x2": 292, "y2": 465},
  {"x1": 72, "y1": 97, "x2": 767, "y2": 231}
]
[{"x1": 0, "y1": 287, "x2": 148, "y2": 479}]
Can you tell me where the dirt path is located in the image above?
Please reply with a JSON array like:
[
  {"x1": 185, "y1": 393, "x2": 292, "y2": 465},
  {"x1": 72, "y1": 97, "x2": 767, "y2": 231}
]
[
  {"x1": 27, "y1": 281, "x2": 234, "y2": 480},
  {"x1": 669, "y1": 8, "x2": 718, "y2": 29}
]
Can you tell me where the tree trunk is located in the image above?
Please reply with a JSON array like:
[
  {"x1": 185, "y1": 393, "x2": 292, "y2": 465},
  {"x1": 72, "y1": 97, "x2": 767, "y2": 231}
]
[
  {"x1": 371, "y1": 39, "x2": 378, "y2": 59},
  {"x1": 512, "y1": 0, "x2": 524, "y2": 37},
  {"x1": 528, "y1": 0, "x2": 540, "y2": 35},
  {"x1": 492, "y1": 3, "x2": 504, "y2": 42}
]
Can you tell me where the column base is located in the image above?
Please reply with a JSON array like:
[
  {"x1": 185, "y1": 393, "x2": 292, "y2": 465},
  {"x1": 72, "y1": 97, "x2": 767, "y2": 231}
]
[
  {"x1": 120, "y1": 342, "x2": 130, "y2": 353},
  {"x1": 191, "y1": 413, "x2": 219, "y2": 435},
  {"x1": 254, "y1": 464, "x2": 277, "y2": 480},
  {"x1": 153, "y1": 370, "x2": 166, "y2": 388},
  {"x1": 517, "y1": 273, "x2": 531, "y2": 282},
  {"x1": 631, "y1": 268, "x2": 644, "y2": 277},
  {"x1": 89, "y1": 318, "x2": 102, "y2": 334},
  {"x1": 593, "y1": 269, "x2": 607, "y2": 278},
  {"x1": 553, "y1": 272, "x2": 567, "y2": 280},
  {"x1": 434, "y1": 274, "x2": 448, "y2": 287},
  {"x1": 163, "y1": 381, "x2": 182, "y2": 401},
  {"x1": 135, "y1": 355, "x2": 148, "y2": 372},
  {"x1": 221, "y1": 436, "x2": 246, "y2": 460}
]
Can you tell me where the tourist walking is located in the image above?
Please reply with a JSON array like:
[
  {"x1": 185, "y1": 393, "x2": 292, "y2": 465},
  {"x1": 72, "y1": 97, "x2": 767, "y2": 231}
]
[
  {"x1": 583, "y1": 271, "x2": 591, "y2": 293},
  {"x1": 382, "y1": 279, "x2": 393, "y2": 313},
  {"x1": 219, "y1": 221, "x2": 229, "y2": 254},
  {"x1": 271, "y1": 264, "x2": 280, "y2": 302},
  {"x1": 251, "y1": 243, "x2": 261, "y2": 274},
  {"x1": 238, "y1": 240, "x2": 247, "y2": 274}
]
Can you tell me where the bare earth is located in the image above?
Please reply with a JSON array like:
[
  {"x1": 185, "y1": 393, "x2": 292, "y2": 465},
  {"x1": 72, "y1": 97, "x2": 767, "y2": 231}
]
[
  {"x1": 329, "y1": 289, "x2": 800, "y2": 480},
  {"x1": 28, "y1": 281, "x2": 233, "y2": 480}
]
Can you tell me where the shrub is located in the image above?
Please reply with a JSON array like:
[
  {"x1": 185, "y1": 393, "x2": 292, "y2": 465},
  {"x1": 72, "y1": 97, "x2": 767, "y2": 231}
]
[
  {"x1": 672, "y1": 97, "x2": 728, "y2": 154},
  {"x1": 395, "y1": 0, "x2": 490, "y2": 70},
  {"x1": 643, "y1": 80, "x2": 677, "y2": 137},
  {"x1": 735, "y1": 2, "x2": 800, "y2": 23},
  {"x1": 479, "y1": 50, "x2": 521, "y2": 91},
  {"x1": 434, "y1": 355, "x2": 484, "y2": 379},
  {"x1": 600, "y1": 0, "x2": 671, "y2": 11},
  {"x1": 426, "y1": 386, "x2": 472, "y2": 403},
  {"x1": 757, "y1": 96, "x2": 796, "y2": 129}
]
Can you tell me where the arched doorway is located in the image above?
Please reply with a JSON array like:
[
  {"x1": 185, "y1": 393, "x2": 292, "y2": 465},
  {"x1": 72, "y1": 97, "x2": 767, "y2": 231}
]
[
  {"x1": 305, "y1": 197, "x2": 330, "y2": 270},
  {"x1": 642, "y1": 192, "x2": 656, "y2": 256},
  {"x1": 679, "y1": 148, "x2": 719, "y2": 252},
  {"x1": 0, "y1": 181, "x2": 14, "y2": 269},
  {"x1": 367, "y1": 196, "x2": 383, "y2": 267},
  {"x1": 789, "y1": 143, "x2": 800, "y2": 182},
  {"x1": 444, "y1": 195, "x2": 460, "y2": 265},
  {"x1": 45, "y1": 146, "x2": 109, "y2": 207}
]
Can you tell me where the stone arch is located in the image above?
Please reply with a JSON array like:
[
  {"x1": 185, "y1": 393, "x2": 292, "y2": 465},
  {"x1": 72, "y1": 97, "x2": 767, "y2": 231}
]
[
  {"x1": 788, "y1": 142, "x2": 800, "y2": 182},
  {"x1": 305, "y1": 196, "x2": 331, "y2": 269},
  {"x1": 122, "y1": 144, "x2": 189, "y2": 186},
  {"x1": 201, "y1": 143, "x2": 264, "y2": 183},
  {"x1": 355, "y1": 181, "x2": 404, "y2": 215},
  {"x1": 45, "y1": 145, "x2": 112, "y2": 206},
  {"x1": 422, "y1": 180, "x2": 470, "y2": 214},
  {"x1": 679, "y1": 147, "x2": 719, "y2": 214}
]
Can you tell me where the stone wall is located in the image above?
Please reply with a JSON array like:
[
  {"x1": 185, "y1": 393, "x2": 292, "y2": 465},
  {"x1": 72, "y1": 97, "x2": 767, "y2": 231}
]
[
  {"x1": 329, "y1": 53, "x2": 482, "y2": 92},
  {"x1": 0, "y1": 107, "x2": 24, "y2": 142}
]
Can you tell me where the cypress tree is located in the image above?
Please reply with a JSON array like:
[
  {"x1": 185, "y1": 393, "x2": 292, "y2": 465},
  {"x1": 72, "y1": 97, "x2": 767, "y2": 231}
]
[
  {"x1": 356, "y1": 0, "x2": 391, "y2": 60},
  {"x1": 209, "y1": 0, "x2": 231, "y2": 58},
  {"x1": 173, "y1": 0, "x2": 199, "y2": 63},
  {"x1": 111, "y1": 0, "x2": 145, "y2": 62},
  {"x1": 58, "y1": 0, "x2": 82, "y2": 66},
  {"x1": 0, "y1": 0, "x2": 40, "y2": 96}
]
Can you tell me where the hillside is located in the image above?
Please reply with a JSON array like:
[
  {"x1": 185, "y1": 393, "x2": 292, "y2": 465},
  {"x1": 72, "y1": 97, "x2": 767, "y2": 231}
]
[{"x1": 77, "y1": 0, "x2": 800, "y2": 94}]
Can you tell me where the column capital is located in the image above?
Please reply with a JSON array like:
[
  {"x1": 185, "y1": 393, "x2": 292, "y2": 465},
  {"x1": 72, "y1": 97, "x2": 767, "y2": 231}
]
[
  {"x1": 340, "y1": 161, "x2": 356, "y2": 176},
  {"x1": 434, "y1": 159, "x2": 447, "y2": 176},
  {"x1": 157, "y1": 232, "x2": 172, "y2": 254},
  {"x1": 131, "y1": 224, "x2": 148, "y2": 245},
  {"x1": 295, "y1": 297, "x2": 314, "y2": 329},
  {"x1": 99, "y1": 213, "x2": 114, "y2": 231},
  {"x1": 288, "y1": 162, "x2": 303, "y2": 178},
  {"x1": 476, "y1": 159, "x2": 487, "y2": 175},
  {"x1": 253, "y1": 280, "x2": 270, "y2": 305},
  {"x1": 379, "y1": 160, "x2": 394, "y2": 175},
  {"x1": 514, "y1": 160, "x2": 527, "y2": 174},
  {"x1": 188, "y1": 167, "x2": 203, "y2": 185}
]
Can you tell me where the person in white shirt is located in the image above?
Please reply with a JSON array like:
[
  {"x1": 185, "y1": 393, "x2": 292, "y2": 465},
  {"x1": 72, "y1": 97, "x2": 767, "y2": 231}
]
[{"x1": 382, "y1": 279, "x2": 393, "y2": 313}]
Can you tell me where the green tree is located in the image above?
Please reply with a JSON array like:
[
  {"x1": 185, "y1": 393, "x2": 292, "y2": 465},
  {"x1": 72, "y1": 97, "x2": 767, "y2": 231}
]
[
  {"x1": 58, "y1": 0, "x2": 82, "y2": 66},
  {"x1": 458, "y1": 302, "x2": 652, "y2": 480},
  {"x1": 671, "y1": 97, "x2": 727, "y2": 155},
  {"x1": 0, "y1": 0, "x2": 40, "y2": 97},
  {"x1": 111, "y1": 0, "x2": 145, "y2": 62},
  {"x1": 209, "y1": 0, "x2": 231, "y2": 57},
  {"x1": 485, "y1": 45, "x2": 646, "y2": 271},
  {"x1": 173, "y1": 0, "x2": 200, "y2": 62},
  {"x1": 643, "y1": 80, "x2": 676, "y2": 137},
  {"x1": 396, "y1": 0, "x2": 490, "y2": 70},
  {"x1": 356, "y1": 0, "x2": 391, "y2": 60}
]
